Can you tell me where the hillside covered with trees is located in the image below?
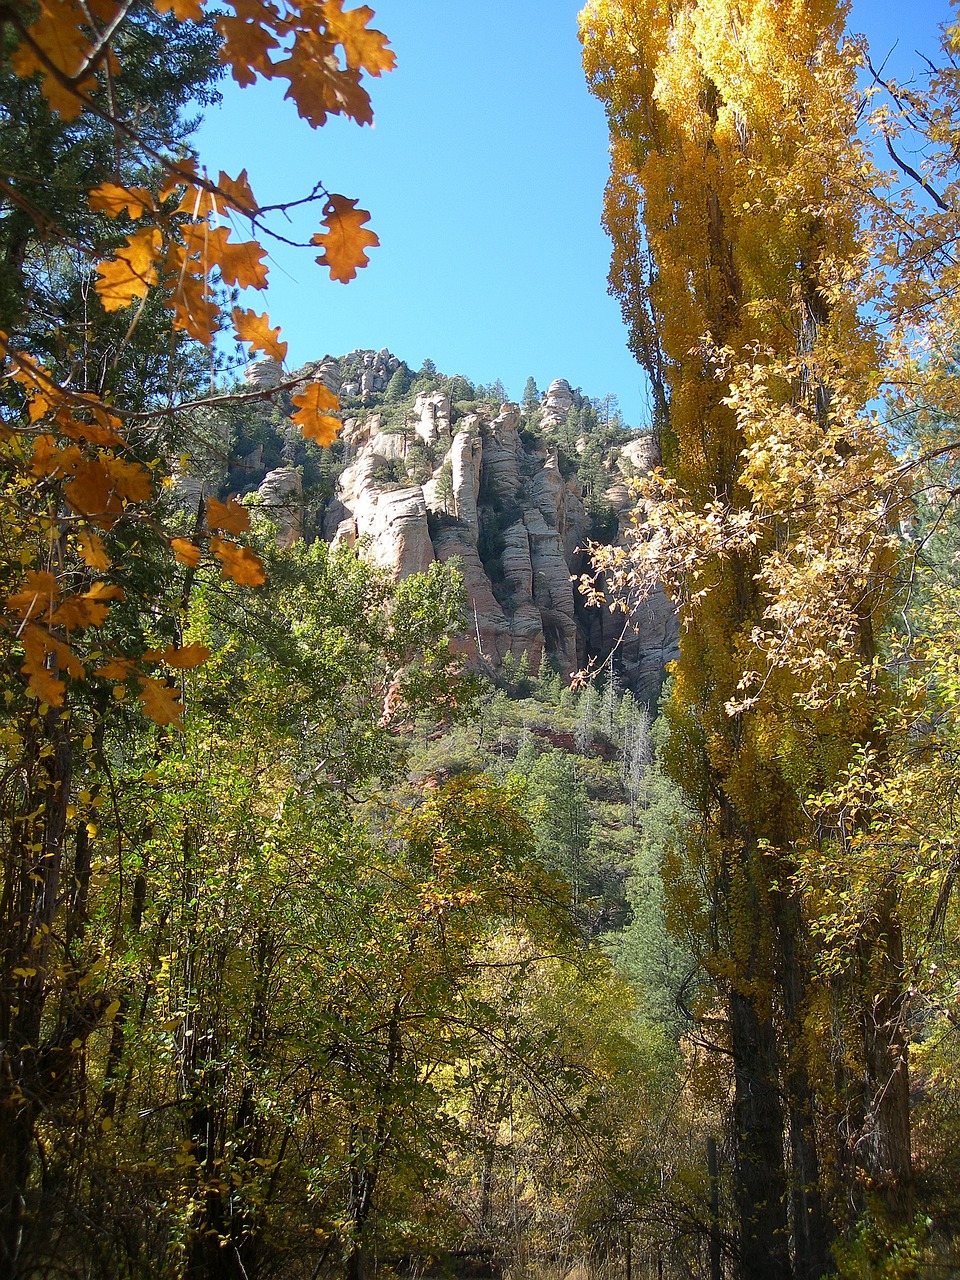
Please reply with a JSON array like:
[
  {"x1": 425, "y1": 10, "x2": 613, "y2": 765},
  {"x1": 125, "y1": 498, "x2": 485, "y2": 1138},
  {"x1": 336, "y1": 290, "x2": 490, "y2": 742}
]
[{"x1": 3, "y1": 1, "x2": 960, "y2": 1279}]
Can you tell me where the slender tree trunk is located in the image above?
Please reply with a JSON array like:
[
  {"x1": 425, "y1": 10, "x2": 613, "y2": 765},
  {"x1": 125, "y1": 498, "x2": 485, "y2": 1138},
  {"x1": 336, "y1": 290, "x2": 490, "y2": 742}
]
[
  {"x1": 707, "y1": 1137, "x2": 722, "y2": 1280},
  {"x1": 0, "y1": 712, "x2": 72, "y2": 1277},
  {"x1": 857, "y1": 887, "x2": 914, "y2": 1224},
  {"x1": 729, "y1": 986, "x2": 792, "y2": 1280},
  {"x1": 778, "y1": 897, "x2": 831, "y2": 1280}
]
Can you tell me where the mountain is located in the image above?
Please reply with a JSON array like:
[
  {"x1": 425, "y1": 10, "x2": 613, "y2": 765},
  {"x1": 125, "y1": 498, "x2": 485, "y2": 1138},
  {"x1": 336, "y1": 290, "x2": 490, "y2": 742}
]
[{"x1": 196, "y1": 349, "x2": 679, "y2": 700}]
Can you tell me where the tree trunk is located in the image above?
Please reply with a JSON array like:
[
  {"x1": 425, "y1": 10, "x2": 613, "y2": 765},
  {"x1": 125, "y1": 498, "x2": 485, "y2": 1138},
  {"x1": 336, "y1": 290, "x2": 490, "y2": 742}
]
[
  {"x1": 778, "y1": 895, "x2": 831, "y2": 1280},
  {"x1": 0, "y1": 713, "x2": 72, "y2": 1276},
  {"x1": 857, "y1": 887, "x2": 914, "y2": 1224},
  {"x1": 729, "y1": 986, "x2": 793, "y2": 1280}
]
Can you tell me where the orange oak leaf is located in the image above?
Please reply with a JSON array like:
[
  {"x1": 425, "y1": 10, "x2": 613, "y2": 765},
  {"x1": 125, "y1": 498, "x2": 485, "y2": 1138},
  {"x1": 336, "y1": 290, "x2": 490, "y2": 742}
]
[
  {"x1": 175, "y1": 181, "x2": 218, "y2": 220},
  {"x1": 9, "y1": 0, "x2": 96, "y2": 119},
  {"x1": 139, "y1": 677, "x2": 184, "y2": 728},
  {"x1": 55, "y1": 401, "x2": 124, "y2": 446},
  {"x1": 78, "y1": 531, "x2": 111, "y2": 571},
  {"x1": 217, "y1": 7, "x2": 280, "y2": 86},
  {"x1": 86, "y1": 0, "x2": 125, "y2": 20},
  {"x1": 311, "y1": 195, "x2": 378, "y2": 283},
  {"x1": 206, "y1": 495, "x2": 251, "y2": 534},
  {"x1": 160, "y1": 159, "x2": 205, "y2": 210},
  {"x1": 273, "y1": 34, "x2": 373, "y2": 127},
  {"x1": 64, "y1": 457, "x2": 114, "y2": 521},
  {"x1": 181, "y1": 220, "x2": 226, "y2": 263},
  {"x1": 27, "y1": 387, "x2": 54, "y2": 424},
  {"x1": 94, "y1": 656, "x2": 137, "y2": 680},
  {"x1": 217, "y1": 236, "x2": 269, "y2": 290},
  {"x1": 51, "y1": 583, "x2": 123, "y2": 631},
  {"x1": 20, "y1": 624, "x2": 84, "y2": 705},
  {"x1": 217, "y1": 169, "x2": 257, "y2": 215},
  {"x1": 103, "y1": 455, "x2": 153, "y2": 503},
  {"x1": 165, "y1": 169, "x2": 248, "y2": 223},
  {"x1": 143, "y1": 642, "x2": 211, "y2": 669},
  {"x1": 159, "y1": 157, "x2": 198, "y2": 202},
  {"x1": 153, "y1": 0, "x2": 204, "y2": 20},
  {"x1": 31, "y1": 435, "x2": 82, "y2": 479},
  {"x1": 321, "y1": 0, "x2": 396, "y2": 76},
  {"x1": 169, "y1": 272, "x2": 219, "y2": 344},
  {"x1": 89, "y1": 183, "x2": 154, "y2": 219},
  {"x1": 290, "y1": 382, "x2": 342, "y2": 444},
  {"x1": 171, "y1": 537, "x2": 202, "y2": 567},
  {"x1": 210, "y1": 536, "x2": 266, "y2": 587},
  {"x1": 30, "y1": 434, "x2": 57, "y2": 478},
  {"x1": 6, "y1": 571, "x2": 58, "y2": 622},
  {"x1": 232, "y1": 308, "x2": 288, "y2": 361},
  {"x1": 95, "y1": 228, "x2": 162, "y2": 310}
]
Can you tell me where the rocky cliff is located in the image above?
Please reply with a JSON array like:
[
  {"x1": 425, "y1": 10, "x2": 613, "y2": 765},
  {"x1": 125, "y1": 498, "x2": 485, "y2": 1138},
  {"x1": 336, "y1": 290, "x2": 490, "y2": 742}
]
[{"x1": 229, "y1": 350, "x2": 679, "y2": 700}]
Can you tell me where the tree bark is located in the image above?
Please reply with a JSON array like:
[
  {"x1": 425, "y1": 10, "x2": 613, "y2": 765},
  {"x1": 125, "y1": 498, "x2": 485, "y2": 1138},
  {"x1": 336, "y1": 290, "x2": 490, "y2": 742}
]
[
  {"x1": 729, "y1": 986, "x2": 793, "y2": 1280},
  {"x1": 857, "y1": 886, "x2": 914, "y2": 1224}
]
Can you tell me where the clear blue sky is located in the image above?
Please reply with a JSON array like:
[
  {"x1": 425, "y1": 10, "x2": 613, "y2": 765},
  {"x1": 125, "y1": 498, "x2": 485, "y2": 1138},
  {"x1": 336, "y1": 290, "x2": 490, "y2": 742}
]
[{"x1": 196, "y1": 1, "x2": 953, "y2": 427}]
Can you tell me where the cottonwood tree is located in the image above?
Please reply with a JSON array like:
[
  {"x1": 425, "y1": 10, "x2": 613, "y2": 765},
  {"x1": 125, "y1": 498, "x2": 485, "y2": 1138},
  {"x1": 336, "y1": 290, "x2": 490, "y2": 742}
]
[{"x1": 580, "y1": 1, "x2": 911, "y2": 1275}]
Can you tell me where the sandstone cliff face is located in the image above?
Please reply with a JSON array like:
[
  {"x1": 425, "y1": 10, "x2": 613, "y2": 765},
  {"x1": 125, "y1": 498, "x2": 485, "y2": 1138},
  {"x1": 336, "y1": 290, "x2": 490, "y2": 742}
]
[{"x1": 314, "y1": 358, "x2": 678, "y2": 698}]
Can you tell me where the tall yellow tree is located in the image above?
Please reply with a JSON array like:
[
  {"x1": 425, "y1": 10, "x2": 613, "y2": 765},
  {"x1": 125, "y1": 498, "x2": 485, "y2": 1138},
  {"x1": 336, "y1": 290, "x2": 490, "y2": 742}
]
[{"x1": 580, "y1": 1, "x2": 910, "y2": 1274}]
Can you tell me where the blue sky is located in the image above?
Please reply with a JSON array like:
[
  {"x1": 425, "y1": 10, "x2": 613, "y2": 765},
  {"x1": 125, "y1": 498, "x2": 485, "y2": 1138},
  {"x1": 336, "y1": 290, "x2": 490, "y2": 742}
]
[{"x1": 196, "y1": 1, "x2": 953, "y2": 427}]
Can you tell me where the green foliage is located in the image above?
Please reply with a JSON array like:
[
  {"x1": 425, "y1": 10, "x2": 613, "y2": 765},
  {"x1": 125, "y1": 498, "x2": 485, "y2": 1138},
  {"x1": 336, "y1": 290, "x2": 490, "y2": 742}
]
[
  {"x1": 384, "y1": 365, "x2": 412, "y2": 401},
  {"x1": 0, "y1": 9, "x2": 222, "y2": 338},
  {"x1": 832, "y1": 1214, "x2": 933, "y2": 1280},
  {"x1": 371, "y1": 455, "x2": 410, "y2": 489},
  {"x1": 439, "y1": 373, "x2": 476, "y2": 401},
  {"x1": 433, "y1": 458, "x2": 455, "y2": 511}
]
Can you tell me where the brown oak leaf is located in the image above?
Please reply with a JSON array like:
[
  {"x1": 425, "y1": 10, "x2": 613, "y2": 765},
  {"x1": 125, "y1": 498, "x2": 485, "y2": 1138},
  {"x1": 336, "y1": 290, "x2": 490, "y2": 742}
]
[
  {"x1": 206, "y1": 495, "x2": 251, "y2": 534},
  {"x1": 232, "y1": 308, "x2": 288, "y2": 361},
  {"x1": 311, "y1": 195, "x2": 379, "y2": 283},
  {"x1": 290, "y1": 382, "x2": 342, "y2": 444},
  {"x1": 211, "y1": 536, "x2": 266, "y2": 587}
]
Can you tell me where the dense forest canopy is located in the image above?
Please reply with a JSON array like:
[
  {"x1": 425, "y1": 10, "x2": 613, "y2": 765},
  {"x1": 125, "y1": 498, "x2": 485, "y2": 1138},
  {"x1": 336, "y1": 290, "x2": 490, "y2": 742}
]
[{"x1": 2, "y1": 0, "x2": 960, "y2": 1279}]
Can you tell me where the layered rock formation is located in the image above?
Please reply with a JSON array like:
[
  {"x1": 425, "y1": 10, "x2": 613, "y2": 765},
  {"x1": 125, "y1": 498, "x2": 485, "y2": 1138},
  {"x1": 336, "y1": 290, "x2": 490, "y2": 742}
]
[
  {"x1": 314, "y1": 356, "x2": 679, "y2": 697},
  {"x1": 221, "y1": 349, "x2": 678, "y2": 697}
]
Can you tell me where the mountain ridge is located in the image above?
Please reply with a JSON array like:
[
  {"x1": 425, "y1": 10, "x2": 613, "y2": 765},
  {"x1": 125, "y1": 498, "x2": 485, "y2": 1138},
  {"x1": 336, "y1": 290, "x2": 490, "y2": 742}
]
[{"x1": 188, "y1": 349, "x2": 679, "y2": 699}]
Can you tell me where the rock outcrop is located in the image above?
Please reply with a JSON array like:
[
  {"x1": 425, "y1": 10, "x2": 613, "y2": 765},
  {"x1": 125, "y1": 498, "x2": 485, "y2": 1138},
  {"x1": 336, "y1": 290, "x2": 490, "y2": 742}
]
[
  {"x1": 233, "y1": 349, "x2": 678, "y2": 700},
  {"x1": 540, "y1": 378, "x2": 577, "y2": 431},
  {"x1": 318, "y1": 360, "x2": 676, "y2": 696},
  {"x1": 338, "y1": 348, "x2": 402, "y2": 401},
  {"x1": 255, "y1": 466, "x2": 303, "y2": 548}
]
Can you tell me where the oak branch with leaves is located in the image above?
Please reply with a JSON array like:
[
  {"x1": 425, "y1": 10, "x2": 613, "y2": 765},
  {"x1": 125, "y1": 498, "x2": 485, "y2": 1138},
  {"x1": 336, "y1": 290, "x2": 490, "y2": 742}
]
[{"x1": 1, "y1": 0, "x2": 393, "y2": 726}]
